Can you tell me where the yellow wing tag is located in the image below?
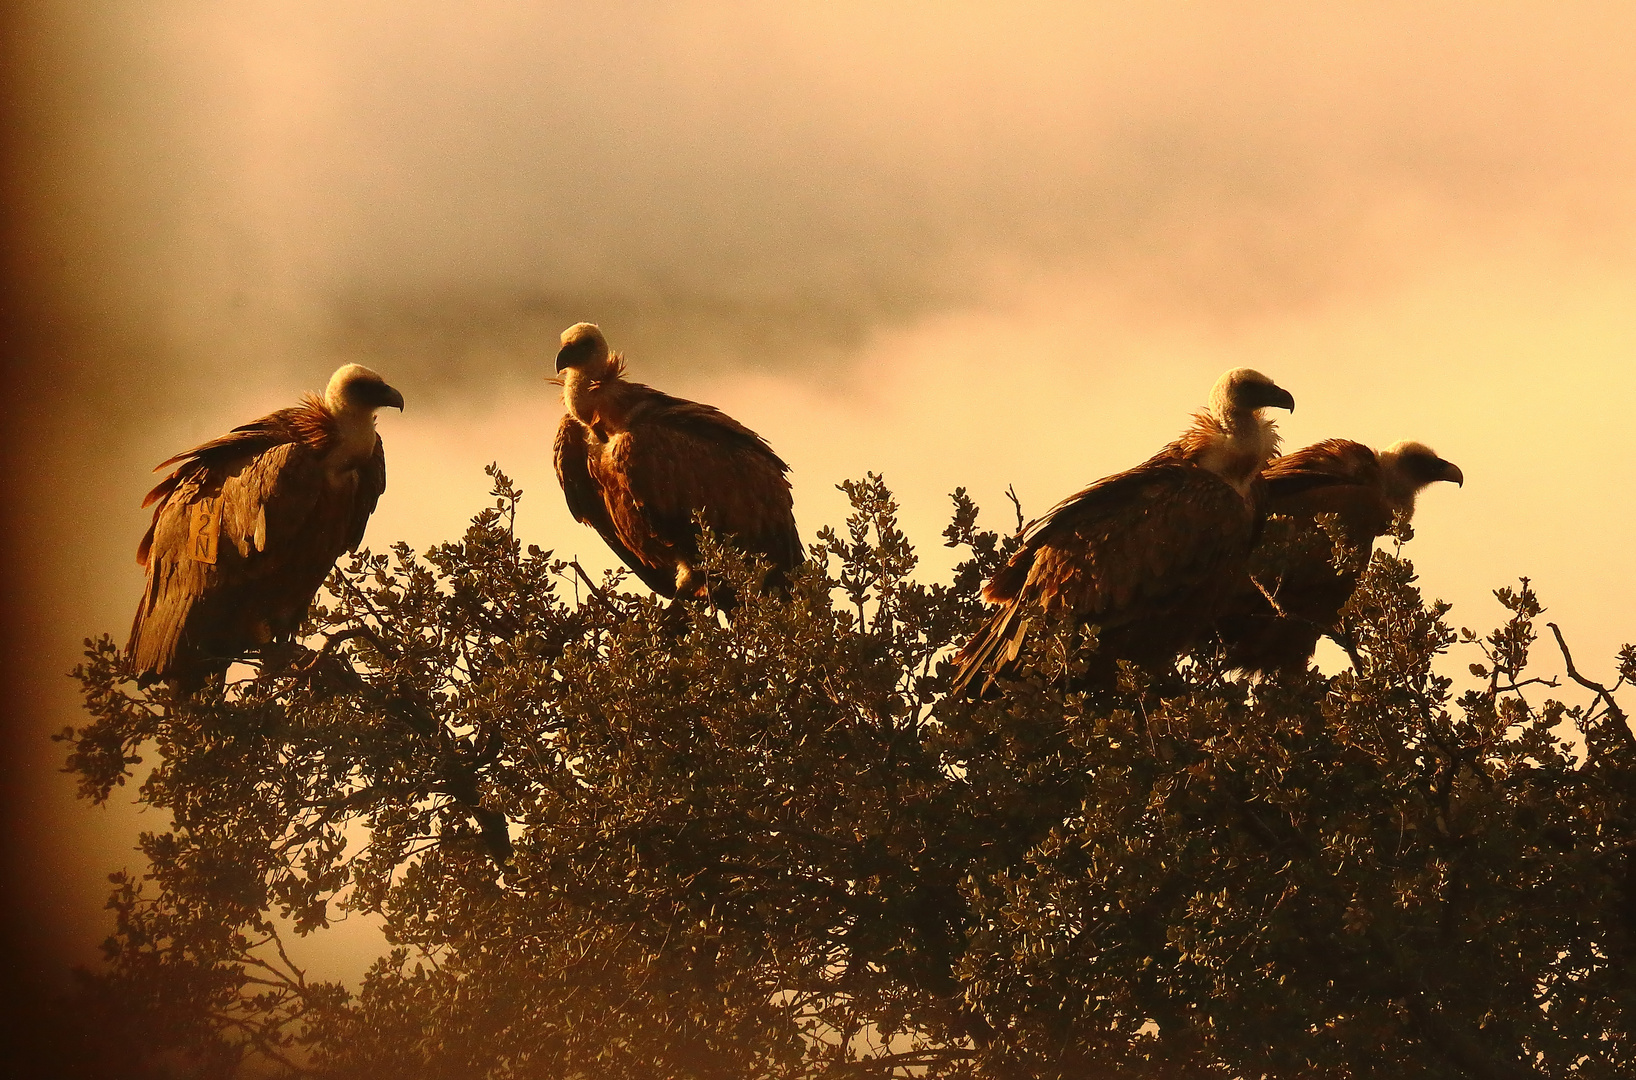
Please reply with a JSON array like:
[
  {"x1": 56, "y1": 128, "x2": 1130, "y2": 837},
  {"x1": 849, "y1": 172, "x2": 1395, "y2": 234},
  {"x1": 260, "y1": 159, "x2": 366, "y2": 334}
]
[{"x1": 188, "y1": 497, "x2": 223, "y2": 564}]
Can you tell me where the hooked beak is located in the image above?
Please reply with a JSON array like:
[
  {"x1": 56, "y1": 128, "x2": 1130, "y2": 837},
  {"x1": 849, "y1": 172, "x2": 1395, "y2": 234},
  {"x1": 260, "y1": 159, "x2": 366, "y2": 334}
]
[
  {"x1": 382, "y1": 383, "x2": 405, "y2": 411},
  {"x1": 555, "y1": 347, "x2": 573, "y2": 373},
  {"x1": 1439, "y1": 459, "x2": 1464, "y2": 487},
  {"x1": 1258, "y1": 383, "x2": 1296, "y2": 413}
]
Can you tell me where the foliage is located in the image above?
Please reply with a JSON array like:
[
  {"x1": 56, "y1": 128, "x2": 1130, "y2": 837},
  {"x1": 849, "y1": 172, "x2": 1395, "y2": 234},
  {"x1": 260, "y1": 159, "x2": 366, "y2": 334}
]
[{"x1": 56, "y1": 467, "x2": 1636, "y2": 1078}]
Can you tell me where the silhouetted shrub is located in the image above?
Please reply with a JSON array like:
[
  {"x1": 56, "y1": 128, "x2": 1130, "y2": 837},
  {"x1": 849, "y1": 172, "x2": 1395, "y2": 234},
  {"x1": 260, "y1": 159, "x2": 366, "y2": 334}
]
[{"x1": 60, "y1": 468, "x2": 1636, "y2": 1078}]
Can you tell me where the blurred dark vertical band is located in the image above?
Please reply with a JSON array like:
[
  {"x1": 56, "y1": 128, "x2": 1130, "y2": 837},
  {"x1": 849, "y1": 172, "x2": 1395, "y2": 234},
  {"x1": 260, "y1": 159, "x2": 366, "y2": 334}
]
[
  {"x1": 1, "y1": 0, "x2": 53, "y2": 1065},
  {"x1": 0, "y1": 5, "x2": 129, "y2": 1073}
]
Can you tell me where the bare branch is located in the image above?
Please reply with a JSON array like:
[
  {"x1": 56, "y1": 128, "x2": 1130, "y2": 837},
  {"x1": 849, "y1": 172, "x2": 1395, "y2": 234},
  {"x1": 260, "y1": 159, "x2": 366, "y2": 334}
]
[
  {"x1": 568, "y1": 559, "x2": 618, "y2": 607},
  {"x1": 1548, "y1": 621, "x2": 1636, "y2": 757}
]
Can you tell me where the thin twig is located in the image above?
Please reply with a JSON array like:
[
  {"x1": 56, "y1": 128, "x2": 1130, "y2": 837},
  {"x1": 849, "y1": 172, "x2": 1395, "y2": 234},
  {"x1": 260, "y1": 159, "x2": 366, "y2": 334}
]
[
  {"x1": 568, "y1": 559, "x2": 616, "y2": 606},
  {"x1": 1250, "y1": 575, "x2": 1291, "y2": 619},
  {"x1": 338, "y1": 570, "x2": 388, "y2": 623},
  {"x1": 1494, "y1": 675, "x2": 1559, "y2": 696},
  {"x1": 1005, "y1": 484, "x2": 1025, "y2": 534}
]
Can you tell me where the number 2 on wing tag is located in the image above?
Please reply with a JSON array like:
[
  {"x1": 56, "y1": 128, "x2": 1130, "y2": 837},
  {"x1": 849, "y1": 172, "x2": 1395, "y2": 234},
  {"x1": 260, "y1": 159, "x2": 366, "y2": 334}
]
[{"x1": 188, "y1": 498, "x2": 222, "y2": 564}]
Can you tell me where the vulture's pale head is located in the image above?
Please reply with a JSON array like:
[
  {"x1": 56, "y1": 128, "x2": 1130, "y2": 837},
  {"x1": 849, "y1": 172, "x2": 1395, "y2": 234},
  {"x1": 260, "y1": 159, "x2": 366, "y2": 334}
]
[
  {"x1": 1378, "y1": 440, "x2": 1463, "y2": 507},
  {"x1": 1209, "y1": 367, "x2": 1296, "y2": 423},
  {"x1": 325, "y1": 364, "x2": 405, "y2": 415},
  {"x1": 556, "y1": 322, "x2": 613, "y2": 375}
]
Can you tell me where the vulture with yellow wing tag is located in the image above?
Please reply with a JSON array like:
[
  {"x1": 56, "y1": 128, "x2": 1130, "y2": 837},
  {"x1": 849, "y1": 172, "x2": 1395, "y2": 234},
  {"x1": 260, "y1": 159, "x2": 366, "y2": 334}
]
[
  {"x1": 552, "y1": 323, "x2": 802, "y2": 601},
  {"x1": 1213, "y1": 438, "x2": 1462, "y2": 674},
  {"x1": 950, "y1": 367, "x2": 1295, "y2": 696},
  {"x1": 128, "y1": 364, "x2": 403, "y2": 687}
]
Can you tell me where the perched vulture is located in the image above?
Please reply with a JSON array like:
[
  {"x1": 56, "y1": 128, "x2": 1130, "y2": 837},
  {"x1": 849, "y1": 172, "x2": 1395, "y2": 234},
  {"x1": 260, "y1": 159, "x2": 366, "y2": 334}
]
[
  {"x1": 552, "y1": 322, "x2": 802, "y2": 600},
  {"x1": 950, "y1": 368, "x2": 1295, "y2": 697},
  {"x1": 128, "y1": 364, "x2": 403, "y2": 687},
  {"x1": 1213, "y1": 438, "x2": 1462, "y2": 673}
]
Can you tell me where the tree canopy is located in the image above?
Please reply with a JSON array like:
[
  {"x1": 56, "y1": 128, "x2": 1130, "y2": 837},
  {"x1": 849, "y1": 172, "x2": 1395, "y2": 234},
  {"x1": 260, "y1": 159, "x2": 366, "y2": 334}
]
[{"x1": 52, "y1": 467, "x2": 1636, "y2": 1078}]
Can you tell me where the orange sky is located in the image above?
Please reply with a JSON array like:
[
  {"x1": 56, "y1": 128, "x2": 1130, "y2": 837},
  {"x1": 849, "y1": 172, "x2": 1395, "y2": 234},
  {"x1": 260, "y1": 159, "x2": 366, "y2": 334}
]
[{"x1": 6, "y1": 1, "x2": 1636, "y2": 988}]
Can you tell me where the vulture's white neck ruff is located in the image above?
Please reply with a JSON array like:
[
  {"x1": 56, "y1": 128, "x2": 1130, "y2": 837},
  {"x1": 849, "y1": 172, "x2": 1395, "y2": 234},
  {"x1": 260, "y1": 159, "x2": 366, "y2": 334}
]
[
  {"x1": 1378, "y1": 458, "x2": 1426, "y2": 517},
  {"x1": 1196, "y1": 369, "x2": 1284, "y2": 495},
  {"x1": 562, "y1": 360, "x2": 620, "y2": 427},
  {"x1": 1225, "y1": 407, "x2": 1281, "y2": 467},
  {"x1": 326, "y1": 400, "x2": 380, "y2": 471},
  {"x1": 562, "y1": 367, "x2": 597, "y2": 425},
  {"x1": 1197, "y1": 406, "x2": 1280, "y2": 497}
]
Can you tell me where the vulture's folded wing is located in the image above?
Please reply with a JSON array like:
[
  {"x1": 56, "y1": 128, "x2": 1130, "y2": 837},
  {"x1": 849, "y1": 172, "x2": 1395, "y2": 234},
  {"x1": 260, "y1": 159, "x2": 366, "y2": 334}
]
[
  {"x1": 1015, "y1": 463, "x2": 1254, "y2": 628},
  {"x1": 138, "y1": 417, "x2": 295, "y2": 564},
  {"x1": 954, "y1": 463, "x2": 1254, "y2": 696},
  {"x1": 615, "y1": 396, "x2": 801, "y2": 572},
  {"x1": 554, "y1": 415, "x2": 679, "y2": 596},
  {"x1": 1261, "y1": 439, "x2": 1376, "y2": 501},
  {"x1": 131, "y1": 423, "x2": 323, "y2": 677}
]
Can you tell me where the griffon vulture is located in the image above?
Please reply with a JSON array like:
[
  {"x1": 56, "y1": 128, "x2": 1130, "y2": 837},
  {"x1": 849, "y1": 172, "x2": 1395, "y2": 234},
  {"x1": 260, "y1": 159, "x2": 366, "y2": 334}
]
[
  {"x1": 950, "y1": 368, "x2": 1295, "y2": 696},
  {"x1": 552, "y1": 323, "x2": 802, "y2": 600},
  {"x1": 128, "y1": 364, "x2": 403, "y2": 686},
  {"x1": 1213, "y1": 438, "x2": 1462, "y2": 673}
]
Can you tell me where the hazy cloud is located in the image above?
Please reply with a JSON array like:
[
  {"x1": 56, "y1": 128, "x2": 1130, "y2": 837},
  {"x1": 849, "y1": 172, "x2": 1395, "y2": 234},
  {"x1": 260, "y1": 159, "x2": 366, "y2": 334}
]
[{"x1": 20, "y1": 2, "x2": 1636, "y2": 397}]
